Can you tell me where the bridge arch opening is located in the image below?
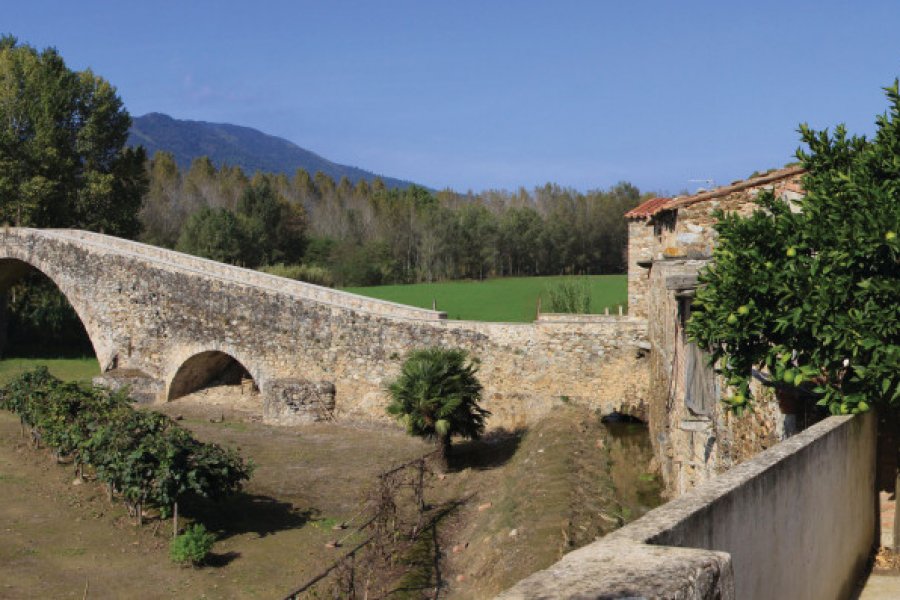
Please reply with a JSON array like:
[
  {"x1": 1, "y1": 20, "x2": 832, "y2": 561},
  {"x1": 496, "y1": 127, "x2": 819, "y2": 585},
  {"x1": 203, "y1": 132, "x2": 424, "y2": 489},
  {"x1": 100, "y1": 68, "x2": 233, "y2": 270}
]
[
  {"x1": 600, "y1": 411, "x2": 646, "y2": 425},
  {"x1": 0, "y1": 258, "x2": 97, "y2": 360},
  {"x1": 167, "y1": 351, "x2": 258, "y2": 401}
]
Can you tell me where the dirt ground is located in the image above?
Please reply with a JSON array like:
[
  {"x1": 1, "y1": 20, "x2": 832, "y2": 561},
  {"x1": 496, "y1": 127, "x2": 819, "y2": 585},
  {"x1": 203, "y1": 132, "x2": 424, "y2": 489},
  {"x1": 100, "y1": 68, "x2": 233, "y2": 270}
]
[
  {"x1": 0, "y1": 386, "x2": 661, "y2": 599},
  {"x1": 0, "y1": 387, "x2": 430, "y2": 599},
  {"x1": 439, "y1": 408, "x2": 661, "y2": 599}
]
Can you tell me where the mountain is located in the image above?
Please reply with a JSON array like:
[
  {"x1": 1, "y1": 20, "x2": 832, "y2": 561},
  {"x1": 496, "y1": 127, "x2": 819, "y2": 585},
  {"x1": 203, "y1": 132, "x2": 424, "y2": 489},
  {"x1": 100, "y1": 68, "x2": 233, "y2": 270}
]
[{"x1": 127, "y1": 113, "x2": 417, "y2": 189}]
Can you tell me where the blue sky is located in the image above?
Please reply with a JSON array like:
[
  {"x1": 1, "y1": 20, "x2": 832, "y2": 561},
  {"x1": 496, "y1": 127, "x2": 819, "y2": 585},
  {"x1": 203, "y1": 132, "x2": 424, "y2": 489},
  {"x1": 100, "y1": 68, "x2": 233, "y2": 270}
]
[{"x1": 6, "y1": 1, "x2": 899, "y2": 194}]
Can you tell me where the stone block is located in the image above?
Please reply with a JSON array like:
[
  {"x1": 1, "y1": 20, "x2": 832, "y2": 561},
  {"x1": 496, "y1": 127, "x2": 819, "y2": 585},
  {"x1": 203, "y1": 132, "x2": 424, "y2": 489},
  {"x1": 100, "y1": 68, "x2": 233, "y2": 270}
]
[
  {"x1": 665, "y1": 273, "x2": 699, "y2": 291},
  {"x1": 496, "y1": 541, "x2": 734, "y2": 600},
  {"x1": 263, "y1": 378, "x2": 336, "y2": 425},
  {"x1": 93, "y1": 369, "x2": 164, "y2": 404}
]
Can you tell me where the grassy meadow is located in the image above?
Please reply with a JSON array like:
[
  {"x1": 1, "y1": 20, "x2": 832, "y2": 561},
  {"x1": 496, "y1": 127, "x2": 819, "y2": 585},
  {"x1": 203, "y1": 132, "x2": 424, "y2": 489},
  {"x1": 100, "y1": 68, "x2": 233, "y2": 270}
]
[
  {"x1": 343, "y1": 274, "x2": 627, "y2": 322},
  {"x1": 0, "y1": 356, "x2": 99, "y2": 385}
]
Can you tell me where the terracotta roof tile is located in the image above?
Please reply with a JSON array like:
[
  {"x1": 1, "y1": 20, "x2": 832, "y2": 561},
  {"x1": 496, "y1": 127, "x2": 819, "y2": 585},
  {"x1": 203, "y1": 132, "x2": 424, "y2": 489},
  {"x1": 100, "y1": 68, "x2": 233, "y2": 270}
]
[{"x1": 624, "y1": 196, "x2": 672, "y2": 219}]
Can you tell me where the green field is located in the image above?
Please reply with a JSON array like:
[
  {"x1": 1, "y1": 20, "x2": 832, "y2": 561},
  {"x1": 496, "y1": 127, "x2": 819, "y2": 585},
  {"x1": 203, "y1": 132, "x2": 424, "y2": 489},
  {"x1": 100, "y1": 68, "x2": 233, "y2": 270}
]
[
  {"x1": 343, "y1": 275, "x2": 627, "y2": 322},
  {"x1": 0, "y1": 357, "x2": 99, "y2": 386}
]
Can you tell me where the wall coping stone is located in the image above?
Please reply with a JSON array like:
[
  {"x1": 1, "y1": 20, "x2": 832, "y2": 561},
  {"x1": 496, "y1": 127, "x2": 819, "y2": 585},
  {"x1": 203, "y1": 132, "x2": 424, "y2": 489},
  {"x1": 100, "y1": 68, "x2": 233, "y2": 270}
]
[{"x1": 535, "y1": 314, "x2": 643, "y2": 324}]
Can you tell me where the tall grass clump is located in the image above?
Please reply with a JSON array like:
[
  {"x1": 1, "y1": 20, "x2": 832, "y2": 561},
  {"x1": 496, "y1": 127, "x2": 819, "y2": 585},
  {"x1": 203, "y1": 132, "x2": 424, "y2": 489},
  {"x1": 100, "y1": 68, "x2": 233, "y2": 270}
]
[{"x1": 546, "y1": 278, "x2": 592, "y2": 313}]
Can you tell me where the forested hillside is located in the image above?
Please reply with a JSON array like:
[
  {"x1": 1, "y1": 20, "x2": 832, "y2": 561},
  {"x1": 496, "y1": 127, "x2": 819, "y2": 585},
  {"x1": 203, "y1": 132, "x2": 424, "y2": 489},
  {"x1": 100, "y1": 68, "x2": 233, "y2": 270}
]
[
  {"x1": 139, "y1": 151, "x2": 647, "y2": 287},
  {"x1": 128, "y1": 113, "x2": 416, "y2": 189}
]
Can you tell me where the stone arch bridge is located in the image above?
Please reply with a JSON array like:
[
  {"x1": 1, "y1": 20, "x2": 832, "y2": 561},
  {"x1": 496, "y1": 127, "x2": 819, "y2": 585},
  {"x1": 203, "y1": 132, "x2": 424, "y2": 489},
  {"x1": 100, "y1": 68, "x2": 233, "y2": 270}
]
[{"x1": 0, "y1": 229, "x2": 648, "y2": 428}]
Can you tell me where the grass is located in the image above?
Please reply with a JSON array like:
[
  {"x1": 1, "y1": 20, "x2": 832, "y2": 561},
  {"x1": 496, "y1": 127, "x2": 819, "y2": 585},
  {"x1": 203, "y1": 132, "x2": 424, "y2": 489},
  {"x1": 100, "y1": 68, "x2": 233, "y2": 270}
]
[
  {"x1": 311, "y1": 517, "x2": 342, "y2": 530},
  {"x1": 0, "y1": 356, "x2": 99, "y2": 385},
  {"x1": 343, "y1": 274, "x2": 627, "y2": 322}
]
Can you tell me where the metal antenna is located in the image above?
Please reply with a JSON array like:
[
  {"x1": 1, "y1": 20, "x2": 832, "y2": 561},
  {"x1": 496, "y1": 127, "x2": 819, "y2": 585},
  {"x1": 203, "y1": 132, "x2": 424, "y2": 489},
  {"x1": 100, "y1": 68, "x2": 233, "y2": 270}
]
[{"x1": 688, "y1": 178, "x2": 716, "y2": 193}]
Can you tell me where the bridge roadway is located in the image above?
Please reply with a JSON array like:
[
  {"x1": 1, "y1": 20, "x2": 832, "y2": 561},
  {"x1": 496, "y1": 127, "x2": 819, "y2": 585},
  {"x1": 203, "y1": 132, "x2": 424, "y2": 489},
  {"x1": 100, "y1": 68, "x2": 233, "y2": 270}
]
[{"x1": 0, "y1": 228, "x2": 649, "y2": 428}]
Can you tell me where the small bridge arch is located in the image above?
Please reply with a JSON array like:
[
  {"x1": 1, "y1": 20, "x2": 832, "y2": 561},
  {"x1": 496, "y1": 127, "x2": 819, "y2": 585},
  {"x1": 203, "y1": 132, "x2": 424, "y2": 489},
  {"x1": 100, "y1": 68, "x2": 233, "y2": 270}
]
[{"x1": 164, "y1": 344, "x2": 265, "y2": 402}]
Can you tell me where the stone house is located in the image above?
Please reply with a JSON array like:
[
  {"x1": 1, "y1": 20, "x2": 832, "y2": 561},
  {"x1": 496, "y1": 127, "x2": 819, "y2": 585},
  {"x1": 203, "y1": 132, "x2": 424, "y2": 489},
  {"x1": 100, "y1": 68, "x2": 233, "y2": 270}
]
[{"x1": 624, "y1": 166, "x2": 810, "y2": 496}]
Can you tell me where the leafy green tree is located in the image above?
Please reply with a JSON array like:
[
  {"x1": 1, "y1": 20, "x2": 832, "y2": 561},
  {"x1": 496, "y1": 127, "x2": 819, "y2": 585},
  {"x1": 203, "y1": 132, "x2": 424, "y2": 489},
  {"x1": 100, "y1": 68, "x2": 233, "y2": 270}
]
[
  {"x1": 498, "y1": 206, "x2": 544, "y2": 276},
  {"x1": 176, "y1": 206, "x2": 248, "y2": 265},
  {"x1": 236, "y1": 178, "x2": 282, "y2": 265},
  {"x1": 336, "y1": 175, "x2": 353, "y2": 199},
  {"x1": 353, "y1": 178, "x2": 370, "y2": 199},
  {"x1": 0, "y1": 36, "x2": 146, "y2": 235},
  {"x1": 0, "y1": 37, "x2": 148, "y2": 357},
  {"x1": 386, "y1": 348, "x2": 490, "y2": 471},
  {"x1": 135, "y1": 134, "x2": 645, "y2": 286},
  {"x1": 454, "y1": 204, "x2": 498, "y2": 279},
  {"x1": 182, "y1": 157, "x2": 219, "y2": 210},
  {"x1": 292, "y1": 168, "x2": 317, "y2": 203},
  {"x1": 313, "y1": 171, "x2": 336, "y2": 199},
  {"x1": 303, "y1": 236, "x2": 337, "y2": 267},
  {"x1": 236, "y1": 178, "x2": 307, "y2": 265},
  {"x1": 687, "y1": 83, "x2": 900, "y2": 416}
]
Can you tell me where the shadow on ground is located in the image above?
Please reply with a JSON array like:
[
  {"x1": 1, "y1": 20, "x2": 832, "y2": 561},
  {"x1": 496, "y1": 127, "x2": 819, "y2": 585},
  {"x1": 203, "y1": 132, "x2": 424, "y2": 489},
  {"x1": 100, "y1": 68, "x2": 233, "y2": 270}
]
[
  {"x1": 183, "y1": 492, "x2": 315, "y2": 540},
  {"x1": 205, "y1": 550, "x2": 242, "y2": 567},
  {"x1": 449, "y1": 428, "x2": 525, "y2": 471}
]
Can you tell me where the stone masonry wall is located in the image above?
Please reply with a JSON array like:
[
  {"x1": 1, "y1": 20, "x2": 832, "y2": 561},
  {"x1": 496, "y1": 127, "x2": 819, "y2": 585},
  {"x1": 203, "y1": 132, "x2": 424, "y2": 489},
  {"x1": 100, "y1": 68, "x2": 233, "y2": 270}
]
[
  {"x1": 668, "y1": 170, "x2": 804, "y2": 259},
  {"x1": 0, "y1": 228, "x2": 649, "y2": 430},
  {"x1": 641, "y1": 169, "x2": 807, "y2": 496},
  {"x1": 626, "y1": 220, "x2": 653, "y2": 318},
  {"x1": 646, "y1": 258, "x2": 787, "y2": 494}
]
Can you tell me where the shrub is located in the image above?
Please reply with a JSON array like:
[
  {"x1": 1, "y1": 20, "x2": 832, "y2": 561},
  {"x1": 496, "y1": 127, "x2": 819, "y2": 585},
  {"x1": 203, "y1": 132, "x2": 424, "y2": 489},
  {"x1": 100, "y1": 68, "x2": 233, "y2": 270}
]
[
  {"x1": 170, "y1": 523, "x2": 216, "y2": 566},
  {"x1": 386, "y1": 348, "x2": 489, "y2": 471},
  {"x1": 259, "y1": 262, "x2": 335, "y2": 287}
]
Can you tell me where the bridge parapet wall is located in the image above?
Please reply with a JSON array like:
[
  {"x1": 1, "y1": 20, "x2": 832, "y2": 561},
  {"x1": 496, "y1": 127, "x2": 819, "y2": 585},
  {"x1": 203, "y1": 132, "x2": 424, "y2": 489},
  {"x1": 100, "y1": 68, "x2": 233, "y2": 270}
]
[
  {"x1": 441, "y1": 316, "x2": 650, "y2": 425},
  {"x1": 42, "y1": 229, "x2": 448, "y2": 321},
  {"x1": 497, "y1": 411, "x2": 876, "y2": 599}
]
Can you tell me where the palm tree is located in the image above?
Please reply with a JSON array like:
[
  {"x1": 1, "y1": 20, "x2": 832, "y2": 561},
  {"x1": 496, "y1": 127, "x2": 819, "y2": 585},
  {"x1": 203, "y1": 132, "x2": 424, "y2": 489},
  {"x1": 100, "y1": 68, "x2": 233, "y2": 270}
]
[{"x1": 386, "y1": 348, "x2": 490, "y2": 471}]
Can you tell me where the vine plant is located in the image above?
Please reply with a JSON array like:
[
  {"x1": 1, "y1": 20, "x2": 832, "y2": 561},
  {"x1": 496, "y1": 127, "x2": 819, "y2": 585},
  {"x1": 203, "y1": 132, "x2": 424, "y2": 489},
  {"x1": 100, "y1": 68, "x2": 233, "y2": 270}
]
[{"x1": 1, "y1": 367, "x2": 253, "y2": 531}]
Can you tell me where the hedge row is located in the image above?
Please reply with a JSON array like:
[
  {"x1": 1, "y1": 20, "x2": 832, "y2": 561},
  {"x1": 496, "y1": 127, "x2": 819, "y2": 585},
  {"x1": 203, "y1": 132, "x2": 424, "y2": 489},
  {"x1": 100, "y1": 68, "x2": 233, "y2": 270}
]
[{"x1": 1, "y1": 367, "x2": 253, "y2": 526}]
